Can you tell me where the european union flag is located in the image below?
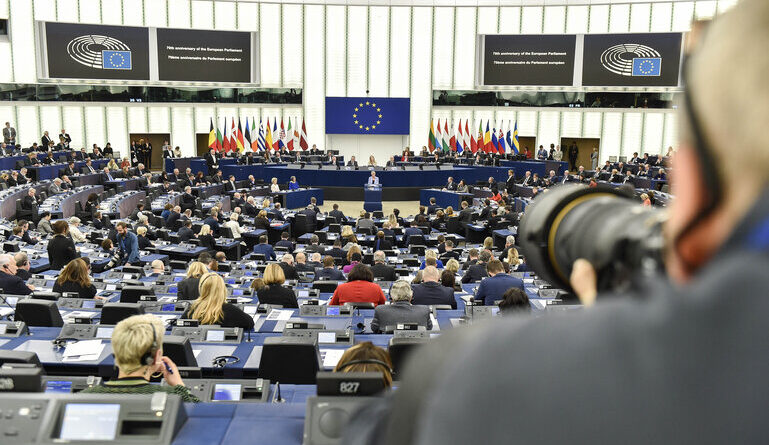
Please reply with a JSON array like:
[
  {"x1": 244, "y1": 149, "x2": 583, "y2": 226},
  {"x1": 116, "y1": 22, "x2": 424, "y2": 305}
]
[
  {"x1": 102, "y1": 50, "x2": 132, "y2": 70},
  {"x1": 632, "y1": 58, "x2": 661, "y2": 76},
  {"x1": 325, "y1": 97, "x2": 410, "y2": 135}
]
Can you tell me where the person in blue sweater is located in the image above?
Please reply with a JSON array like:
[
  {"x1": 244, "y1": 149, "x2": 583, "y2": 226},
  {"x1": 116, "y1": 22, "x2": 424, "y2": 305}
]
[
  {"x1": 288, "y1": 176, "x2": 300, "y2": 191},
  {"x1": 116, "y1": 221, "x2": 140, "y2": 265},
  {"x1": 252, "y1": 235, "x2": 276, "y2": 260},
  {"x1": 475, "y1": 259, "x2": 525, "y2": 306}
]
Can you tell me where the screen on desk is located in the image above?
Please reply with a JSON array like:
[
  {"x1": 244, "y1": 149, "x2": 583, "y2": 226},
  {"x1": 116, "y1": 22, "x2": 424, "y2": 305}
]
[
  {"x1": 206, "y1": 330, "x2": 225, "y2": 342},
  {"x1": 326, "y1": 307, "x2": 340, "y2": 316},
  {"x1": 95, "y1": 327, "x2": 114, "y2": 339},
  {"x1": 45, "y1": 280, "x2": 55, "y2": 287},
  {"x1": 161, "y1": 303, "x2": 176, "y2": 312},
  {"x1": 123, "y1": 274, "x2": 133, "y2": 280},
  {"x1": 231, "y1": 289, "x2": 243, "y2": 296},
  {"x1": 106, "y1": 284, "x2": 117, "y2": 291},
  {"x1": 226, "y1": 278, "x2": 236, "y2": 285},
  {"x1": 317, "y1": 332, "x2": 337, "y2": 344},
  {"x1": 212, "y1": 383, "x2": 242, "y2": 401},
  {"x1": 297, "y1": 289, "x2": 309, "y2": 298},
  {"x1": 168, "y1": 286, "x2": 178, "y2": 293},
  {"x1": 45, "y1": 380, "x2": 73, "y2": 393},
  {"x1": 59, "y1": 403, "x2": 120, "y2": 441},
  {"x1": 81, "y1": 300, "x2": 96, "y2": 309},
  {"x1": 174, "y1": 276, "x2": 183, "y2": 282}
]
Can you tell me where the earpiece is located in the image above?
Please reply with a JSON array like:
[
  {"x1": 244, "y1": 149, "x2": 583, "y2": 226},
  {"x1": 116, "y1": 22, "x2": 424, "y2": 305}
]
[
  {"x1": 139, "y1": 323, "x2": 159, "y2": 367},
  {"x1": 212, "y1": 355, "x2": 240, "y2": 368}
]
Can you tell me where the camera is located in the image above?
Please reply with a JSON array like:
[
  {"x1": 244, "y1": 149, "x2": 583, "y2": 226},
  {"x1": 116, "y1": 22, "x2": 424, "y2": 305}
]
[{"x1": 518, "y1": 184, "x2": 666, "y2": 295}]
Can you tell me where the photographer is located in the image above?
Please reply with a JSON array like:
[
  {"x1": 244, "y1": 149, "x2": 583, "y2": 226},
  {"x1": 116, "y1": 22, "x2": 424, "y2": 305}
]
[{"x1": 353, "y1": 3, "x2": 769, "y2": 444}]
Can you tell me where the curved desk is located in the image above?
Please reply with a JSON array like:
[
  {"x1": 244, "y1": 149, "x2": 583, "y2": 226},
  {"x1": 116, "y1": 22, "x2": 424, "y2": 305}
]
[{"x1": 38, "y1": 185, "x2": 104, "y2": 219}]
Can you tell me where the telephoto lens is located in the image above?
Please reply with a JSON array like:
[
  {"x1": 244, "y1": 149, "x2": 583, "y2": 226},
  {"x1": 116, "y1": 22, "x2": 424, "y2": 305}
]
[{"x1": 518, "y1": 184, "x2": 666, "y2": 295}]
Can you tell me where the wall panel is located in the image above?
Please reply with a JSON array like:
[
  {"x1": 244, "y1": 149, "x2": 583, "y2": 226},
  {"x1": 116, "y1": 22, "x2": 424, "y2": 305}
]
[
  {"x1": 389, "y1": 7, "x2": 411, "y2": 98},
  {"x1": 84, "y1": 106, "x2": 106, "y2": 149},
  {"x1": 346, "y1": 6, "x2": 368, "y2": 96},
  {"x1": 61, "y1": 106, "x2": 84, "y2": 150},
  {"x1": 105, "y1": 107, "x2": 128, "y2": 156}
]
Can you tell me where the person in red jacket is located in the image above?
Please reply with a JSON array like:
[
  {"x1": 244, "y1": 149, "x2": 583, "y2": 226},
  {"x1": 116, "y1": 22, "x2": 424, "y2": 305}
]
[{"x1": 330, "y1": 263, "x2": 386, "y2": 306}]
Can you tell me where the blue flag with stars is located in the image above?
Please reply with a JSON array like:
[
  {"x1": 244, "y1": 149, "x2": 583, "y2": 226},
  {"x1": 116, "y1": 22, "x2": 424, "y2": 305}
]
[
  {"x1": 632, "y1": 58, "x2": 661, "y2": 76},
  {"x1": 102, "y1": 50, "x2": 132, "y2": 70},
  {"x1": 325, "y1": 97, "x2": 410, "y2": 135}
]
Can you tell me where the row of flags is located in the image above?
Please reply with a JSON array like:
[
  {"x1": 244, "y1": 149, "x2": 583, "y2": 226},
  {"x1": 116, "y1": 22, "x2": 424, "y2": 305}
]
[
  {"x1": 208, "y1": 117, "x2": 309, "y2": 153},
  {"x1": 428, "y1": 119, "x2": 521, "y2": 155}
]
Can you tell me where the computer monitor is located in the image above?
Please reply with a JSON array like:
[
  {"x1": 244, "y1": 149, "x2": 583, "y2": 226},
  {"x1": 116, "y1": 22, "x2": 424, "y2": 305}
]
[{"x1": 58, "y1": 403, "x2": 121, "y2": 441}]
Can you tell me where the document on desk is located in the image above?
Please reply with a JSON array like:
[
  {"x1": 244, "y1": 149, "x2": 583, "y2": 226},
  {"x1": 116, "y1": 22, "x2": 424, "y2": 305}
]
[
  {"x1": 266, "y1": 309, "x2": 294, "y2": 321},
  {"x1": 430, "y1": 313, "x2": 440, "y2": 331},
  {"x1": 63, "y1": 339, "x2": 105, "y2": 362},
  {"x1": 321, "y1": 349, "x2": 345, "y2": 369},
  {"x1": 0, "y1": 307, "x2": 13, "y2": 318}
]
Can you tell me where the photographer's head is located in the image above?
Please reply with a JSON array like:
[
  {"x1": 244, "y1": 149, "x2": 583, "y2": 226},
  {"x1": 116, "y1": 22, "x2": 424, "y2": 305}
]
[{"x1": 667, "y1": 1, "x2": 769, "y2": 283}]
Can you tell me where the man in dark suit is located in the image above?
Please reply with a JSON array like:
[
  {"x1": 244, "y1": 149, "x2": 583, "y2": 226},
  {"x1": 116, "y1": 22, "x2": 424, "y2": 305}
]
[
  {"x1": 519, "y1": 171, "x2": 533, "y2": 186},
  {"x1": 224, "y1": 175, "x2": 238, "y2": 193},
  {"x1": 166, "y1": 206, "x2": 182, "y2": 229},
  {"x1": 245, "y1": 174, "x2": 257, "y2": 189},
  {"x1": 177, "y1": 220, "x2": 195, "y2": 243},
  {"x1": 275, "y1": 232, "x2": 294, "y2": 252},
  {"x1": 294, "y1": 252, "x2": 315, "y2": 273},
  {"x1": 478, "y1": 199, "x2": 492, "y2": 220},
  {"x1": 441, "y1": 240, "x2": 460, "y2": 261},
  {"x1": 180, "y1": 186, "x2": 196, "y2": 212},
  {"x1": 21, "y1": 188, "x2": 38, "y2": 211},
  {"x1": 62, "y1": 162, "x2": 76, "y2": 177},
  {"x1": 411, "y1": 266, "x2": 456, "y2": 309},
  {"x1": 58, "y1": 129, "x2": 71, "y2": 148},
  {"x1": 82, "y1": 159, "x2": 97, "y2": 175},
  {"x1": 346, "y1": 156, "x2": 359, "y2": 167},
  {"x1": 279, "y1": 254, "x2": 300, "y2": 280},
  {"x1": 324, "y1": 240, "x2": 345, "y2": 260},
  {"x1": 445, "y1": 177, "x2": 457, "y2": 191},
  {"x1": 205, "y1": 148, "x2": 219, "y2": 174},
  {"x1": 462, "y1": 250, "x2": 490, "y2": 283},
  {"x1": 371, "y1": 280, "x2": 432, "y2": 333},
  {"x1": 301, "y1": 205, "x2": 317, "y2": 230},
  {"x1": 252, "y1": 235, "x2": 276, "y2": 260},
  {"x1": 242, "y1": 196, "x2": 257, "y2": 217},
  {"x1": 475, "y1": 259, "x2": 525, "y2": 305},
  {"x1": 210, "y1": 170, "x2": 224, "y2": 184},
  {"x1": 427, "y1": 198, "x2": 439, "y2": 215},
  {"x1": 458, "y1": 201, "x2": 474, "y2": 223},
  {"x1": 329, "y1": 203, "x2": 346, "y2": 223},
  {"x1": 41, "y1": 131, "x2": 52, "y2": 148},
  {"x1": 371, "y1": 251, "x2": 397, "y2": 281},
  {"x1": 316, "y1": 255, "x2": 345, "y2": 281},
  {"x1": 506, "y1": 170, "x2": 516, "y2": 194},
  {"x1": 100, "y1": 167, "x2": 115, "y2": 184},
  {"x1": 202, "y1": 210, "x2": 220, "y2": 236},
  {"x1": 0, "y1": 254, "x2": 33, "y2": 295}
]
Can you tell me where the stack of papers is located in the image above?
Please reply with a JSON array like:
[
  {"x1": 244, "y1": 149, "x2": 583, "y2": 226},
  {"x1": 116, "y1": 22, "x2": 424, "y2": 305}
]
[
  {"x1": 320, "y1": 349, "x2": 345, "y2": 369},
  {"x1": 265, "y1": 309, "x2": 294, "y2": 321},
  {"x1": 63, "y1": 340, "x2": 105, "y2": 362}
]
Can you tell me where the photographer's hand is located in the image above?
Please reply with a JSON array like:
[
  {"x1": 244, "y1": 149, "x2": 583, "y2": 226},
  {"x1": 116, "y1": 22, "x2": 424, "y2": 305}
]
[{"x1": 570, "y1": 259, "x2": 597, "y2": 307}]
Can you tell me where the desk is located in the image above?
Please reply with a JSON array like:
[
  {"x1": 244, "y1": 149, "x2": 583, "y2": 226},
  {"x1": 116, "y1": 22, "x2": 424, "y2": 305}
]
[
  {"x1": 104, "y1": 177, "x2": 142, "y2": 192},
  {"x1": 38, "y1": 185, "x2": 104, "y2": 219},
  {"x1": 273, "y1": 188, "x2": 324, "y2": 210},
  {"x1": 364, "y1": 186, "x2": 382, "y2": 212},
  {"x1": 193, "y1": 184, "x2": 225, "y2": 199},
  {"x1": 157, "y1": 244, "x2": 209, "y2": 261},
  {"x1": 27, "y1": 159, "x2": 109, "y2": 181},
  {"x1": 0, "y1": 182, "x2": 50, "y2": 219},
  {"x1": 420, "y1": 189, "x2": 473, "y2": 209}
]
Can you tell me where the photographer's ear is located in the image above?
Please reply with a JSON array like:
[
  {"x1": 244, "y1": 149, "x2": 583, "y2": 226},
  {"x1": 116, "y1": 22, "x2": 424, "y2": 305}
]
[{"x1": 569, "y1": 259, "x2": 597, "y2": 306}]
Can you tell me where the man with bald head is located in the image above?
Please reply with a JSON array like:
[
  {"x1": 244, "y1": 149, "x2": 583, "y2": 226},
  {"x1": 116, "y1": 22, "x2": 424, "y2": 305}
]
[{"x1": 411, "y1": 265, "x2": 455, "y2": 309}]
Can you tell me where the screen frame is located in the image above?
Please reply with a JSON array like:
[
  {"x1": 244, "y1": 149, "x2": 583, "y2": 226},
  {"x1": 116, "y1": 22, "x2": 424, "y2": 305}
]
[
  {"x1": 58, "y1": 403, "x2": 121, "y2": 441},
  {"x1": 212, "y1": 383, "x2": 243, "y2": 401}
]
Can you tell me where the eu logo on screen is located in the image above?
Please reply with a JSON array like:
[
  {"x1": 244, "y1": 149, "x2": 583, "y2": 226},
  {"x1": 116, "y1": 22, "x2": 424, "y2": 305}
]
[
  {"x1": 632, "y1": 58, "x2": 661, "y2": 76},
  {"x1": 102, "y1": 50, "x2": 132, "y2": 70}
]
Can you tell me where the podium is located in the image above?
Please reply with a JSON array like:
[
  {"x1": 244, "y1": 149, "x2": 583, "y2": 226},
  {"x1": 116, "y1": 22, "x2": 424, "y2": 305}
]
[{"x1": 363, "y1": 185, "x2": 382, "y2": 212}]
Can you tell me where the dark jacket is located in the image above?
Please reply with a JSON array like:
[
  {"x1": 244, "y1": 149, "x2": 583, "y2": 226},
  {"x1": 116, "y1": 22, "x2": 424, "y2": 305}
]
[
  {"x1": 316, "y1": 267, "x2": 345, "y2": 281},
  {"x1": 256, "y1": 284, "x2": 299, "y2": 308},
  {"x1": 198, "y1": 234, "x2": 216, "y2": 251},
  {"x1": 53, "y1": 280, "x2": 98, "y2": 299},
  {"x1": 182, "y1": 303, "x2": 255, "y2": 330},
  {"x1": 475, "y1": 273, "x2": 525, "y2": 306},
  {"x1": 47, "y1": 235, "x2": 78, "y2": 270},
  {"x1": 411, "y1": 281, "x2": 456, "y2": 309},
  {"x1": 0, "y1": 271, "x2": 31, "y2": 295},
  {"x1": 371, "y1": 301, "x2": 432, "y2": 334},
  {"x1": 177, "y1": 276, "x2": 201, "y2": 300},
  {"x1": 371, "y1": 263, "x2": 397, "y2": 282},
  {"x1": 279, "y1": 263, "x2": 300, "y2": 281},
  {"x1": 461, "y1": 262, "x2": 488, "y2": 283}
]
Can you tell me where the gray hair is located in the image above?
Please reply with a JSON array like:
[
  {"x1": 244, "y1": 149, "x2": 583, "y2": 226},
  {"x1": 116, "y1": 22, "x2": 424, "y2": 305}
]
[
  {"x1": 281, "y1": 253, "x2": 294, "y2": 264},
  {"x1": 374, "y1": 250, "x2": 386, "y2": 263},
  {"x1": 311, "y1": 252, "x2": 321, "y2": 262},
  {"x1": 389, "y1": 280, "x2": 413, "y2": 302},
  {"x1": 0, "y1": 254, "x2": 12, "y2": 268},
  {"x1": 506, "y1": 235, "x2": 516, "y2": 245},
  {"x1": 422, "y1": 265, "x2": 440, "y2": 282}
]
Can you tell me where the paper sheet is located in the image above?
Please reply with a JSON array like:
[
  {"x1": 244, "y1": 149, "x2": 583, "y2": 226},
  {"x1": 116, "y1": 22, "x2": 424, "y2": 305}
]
[
  {"x1": 193, "y1": 349, "x2": 202, "y2": 358},
  {"x1": 266, "y1": 309, "x2": 294, "y2": 321},
  {"x1": 0, "y1": 307, "x2": 13, "y2": 318},
  {"x1": 429, "y1": 314, "x2": 439, "y2": 331},
  {"x1": 320, "y1": 349, "x2": 345, "y2": 369},
  {"x1": 62, "y1": 339, "x2": 105, "y2": 362}
]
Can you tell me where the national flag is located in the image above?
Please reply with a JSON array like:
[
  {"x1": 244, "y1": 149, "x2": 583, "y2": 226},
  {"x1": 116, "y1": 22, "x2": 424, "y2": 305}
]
[
  {"x1": 277, "y1": 118, "x2": 286, "y2": 150},
  {"x1": 257, "y1": 118, "x2": 266, "y2": 152},
  {"x1": 265, "y1": 117, "x2": 273, "y2": 151},
  {"x1": 250, "y1": 117, "x2": 258, "y2": 151},
  {"x1": 464, "y1": 120, "x2": 471, "y2": 154},
  {"x1": 456, "y1": 120, "x2": 464, "y2": 154},
  {"x1": 428, "y1": 119, "x2": 436, "y2": 153},
  {"x1": 230, "y1": 118, "x2": 237, "y2": 153},
  {"x1": 491, "y1": 126, "x2": 499, "y2": 154},
  {"x1": 272, "y1": 119, "x2": 279, "y2": 151},
  {"x1": 222, "y1": 117, "x2": 230, "y2": 152},
  {"x1": 512, "y1": 120, "x2": 520, "y2": 154},
  {"x1": 498, "y1": 128, "x2": 506, "y2": 154},
  {"x1": 244, "y1": 118, "x2": 252, "y2": 152},
  {"x1": 299, "y1": 119, "x2": 308, "y2": 151},
  {"x1": 449, "y1": 120, "x2": 457, "y2": 152},
  {"x1": 292, "y1": 118, "x2": 300, "y2": 151},
  {"x1": 442, "y1": 120, "x2": 450, "y2": 153},
  {"x1": 215, "y1": 120, "x2": 223, "y2": 152},
  {"x1": 434, "y1": 119, "x2": 443, "y2": 152},
  {"x1": 208, "y1": 118, "x2": 217, "y2": 150},
  {"x1": 236, "y1": 118, "x2": 245, "y2": 152},
  {"x1": 484, "y1": 121, "x2": 492, "y2": 153},
  {"x1": 470, "y1": 121, "x2": 477, "y2": 154},
  {"x1": 286, "y1": 118, "x2": 294, "y2": 151}
]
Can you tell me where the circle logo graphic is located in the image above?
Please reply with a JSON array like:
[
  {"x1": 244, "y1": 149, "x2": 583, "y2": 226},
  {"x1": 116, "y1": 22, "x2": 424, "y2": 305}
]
[
  {"x1": 66, "y1": 35, "x2": 131, "y2": 69},
  {"x1": 600, "y1": 43, "x2": 661, "y2": 77}
]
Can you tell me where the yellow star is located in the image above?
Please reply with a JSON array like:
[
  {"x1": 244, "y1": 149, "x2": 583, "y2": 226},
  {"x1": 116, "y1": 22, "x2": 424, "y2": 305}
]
[
  {"x1": 377, "y1": 108, "x2": 381, "y2": 112},
  {"x1": 353, "y1": 114, "x2": 357, "y2": 118},
  {"x1": 365, "y1": 101, "x2": 370, "y2": 105},
  {"x1": 372, "y1": 103, "x2": 376, "y2": 107},
  {"x1": 354, "y1": 108, "x2": 358, "y2": 112},
  {"x1": 359, "y1": 103, "x2": 363, "y2": 107},
  {"x1": 354, "y1": 120, "x2": 358, "y2": 124},
  {"x1": 378, "y1": 114, "x2": 382, "y2": 118},
  {"x1": 372, "y1": 125, "x2": 376, "y2": 129},
  {"x1": 376, "y1": 120, "x2": 380, "y2": 124},
  {"x1": 365, "y1": 127, "x2": 370, "y2": 131},
  {"x1": 359, "y1": 125, "x2": 363, "y2": 129}
]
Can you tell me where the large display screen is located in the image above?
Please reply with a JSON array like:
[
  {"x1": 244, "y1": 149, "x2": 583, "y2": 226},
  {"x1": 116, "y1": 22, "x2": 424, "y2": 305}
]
[
  {"x1": 156, "y1": 29, "x2": 252, "y2": 83},
  {"x1": 482, "y1": 35, "x2": 576, "y2": 86},
  {"x1": 582, "y1": 33, "x2": 683, "y2": 87},
  {"x1": 44, "y1": 22, "x2": 151, "y2": 80}
]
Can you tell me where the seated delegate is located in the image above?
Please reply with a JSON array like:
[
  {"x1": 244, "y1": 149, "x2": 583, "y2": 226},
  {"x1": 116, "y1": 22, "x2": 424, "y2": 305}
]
[
  {"x1": 182, "y1": 273, "x2": 255, "y2": 330},
  {"x1": 52, "y1": 258, "x2": 97, "y2": 299}
]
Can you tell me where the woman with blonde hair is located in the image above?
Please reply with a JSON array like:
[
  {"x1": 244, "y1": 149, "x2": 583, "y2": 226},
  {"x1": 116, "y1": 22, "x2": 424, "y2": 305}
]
[
  {"x1": 420, "y1": 249, "x2": 444, "y2": 269},
  {"x1": 254, "y1": 210, "x2": 270, "y2": 230},
  {"x1": 483, "y1": 236, "x2": 494, "y2": 251},
  {"x1": 505, "y1": 246, "x2": 524, "y2": 272},
  {"x1": 368, "y1": 155, "x2": 377, "y2": 166},
  {"x1": 177, "y1": 261, "x2": 208, "y2": 300},
  {"x1": 445, "y1": 206, "x2": 454, "y2": 217},
  {"x1": 444, "y1": 258, "x2": 460, "y2": 275},
  {"x1": 80, "y1": 314, "x2": 199, "y2": 402},
  {"x1": 388, "y1": 213, "x2": 399, "y2": 228},
  {"x1": 223, "y1": 213, "x2": 245, "y2": 239},
  {"x1": 183, "y1": 272, "x2": 254, "y2": 329},
  {"x1": 334, "y1": 341, "x2": 393, "y2": 388},
  {"x1": 197, "y1": 224, "x2": 216, "y2": 250},
  {"x1": 270, "y1": 177, "x2": 280, "y2": 193},
  {"x1": 136, "y1": 226, "x2": 153, "y2": 250},
  {"x1": 53, "y1": 258, "x2": 97, "y2": 299},
  {"x1": 341, "y1": 225, "x2": 358, "y2": 250},
  {"x1": 107, "y1": 157, "x2": 119, "y2": 170},
  {"x1": 256, "y1": 263, "x2": 299, "y2": 308}
]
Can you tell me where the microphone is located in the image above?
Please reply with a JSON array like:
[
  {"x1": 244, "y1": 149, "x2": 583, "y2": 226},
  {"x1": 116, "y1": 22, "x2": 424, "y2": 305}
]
[
  {"x1": 273, "y1": 381, "x2": 284, "y2": 403},
  {"x1": 246, "y1": 328, "x2": 253, "y2": 343},
  {"x1": 468, "y1": 296, "x2": 475, "y2": 322}
]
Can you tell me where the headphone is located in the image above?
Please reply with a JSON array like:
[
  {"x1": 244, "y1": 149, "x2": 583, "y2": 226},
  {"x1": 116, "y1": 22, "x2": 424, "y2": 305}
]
[
  {"x1": 212, "y1": 355, "x2": 240, "y2": 368},
  {"x1": 336, "y1": 359, "x2": 393, "y2": 374},
  {"x1": 139, "y1": 323, "x2": 159, "y2": 367},
  {"x1": 52, "y1": 337, "x2": 79, "y2": 350}
]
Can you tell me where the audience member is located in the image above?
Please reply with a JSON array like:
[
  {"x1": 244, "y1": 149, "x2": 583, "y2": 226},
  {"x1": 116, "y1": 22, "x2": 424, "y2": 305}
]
[
  {"x1": 371, "y1": 280, "x2": 432, "y2": 334},
  {"x1": 330, "y1": 264, "x2": 386, "y2": 306}
]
